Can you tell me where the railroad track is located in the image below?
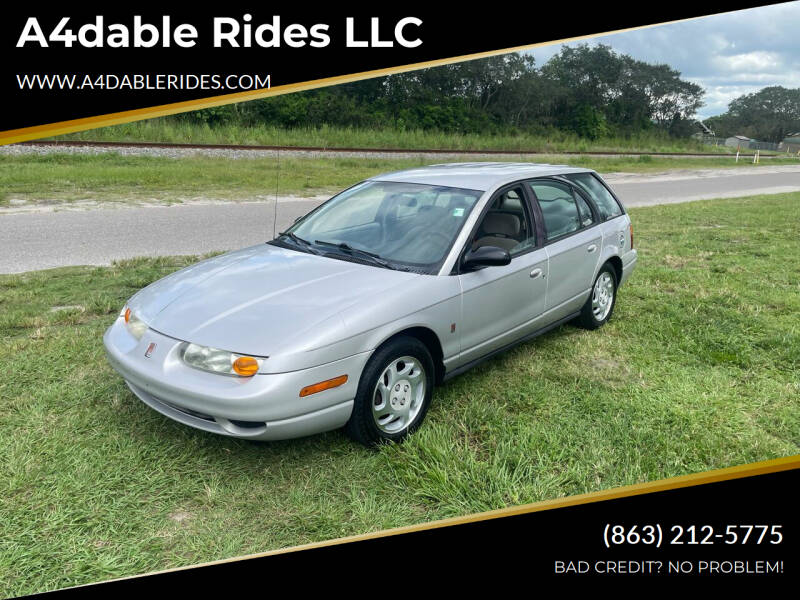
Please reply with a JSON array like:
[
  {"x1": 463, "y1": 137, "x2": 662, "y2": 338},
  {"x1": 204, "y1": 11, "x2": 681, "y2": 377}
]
[{"x1": 15, "y1": 139, "x2": 784, "y2": 158}]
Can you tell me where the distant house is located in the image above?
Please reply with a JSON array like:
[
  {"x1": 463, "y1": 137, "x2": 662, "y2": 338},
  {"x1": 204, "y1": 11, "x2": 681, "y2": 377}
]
[
  {"x1": 724, "y1": 135, "x2": 754, "y2": 148},
  {"x1": 780, "y1": 133, "x2": 800, "y2": 152}
]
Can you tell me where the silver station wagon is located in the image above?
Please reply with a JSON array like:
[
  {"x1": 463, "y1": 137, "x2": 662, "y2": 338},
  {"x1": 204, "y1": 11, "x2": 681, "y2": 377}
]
[{"x1": 104, "y1": 163, "x2": 637, "y2": 446}]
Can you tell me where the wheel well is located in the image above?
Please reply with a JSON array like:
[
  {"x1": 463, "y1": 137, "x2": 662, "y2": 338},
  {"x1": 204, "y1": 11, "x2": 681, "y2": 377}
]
[
  {"x1": 606, "y1": 256, "x2": 623, "y2": 284},
  {"x1": 379, "y1": 327, "x2": 446, "y2": 384}
]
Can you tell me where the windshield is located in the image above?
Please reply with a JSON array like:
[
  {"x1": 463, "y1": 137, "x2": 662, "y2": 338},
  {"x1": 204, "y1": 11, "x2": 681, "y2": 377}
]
[{"x1": 281, "y1": 181, "x2": 482, "y2": 272}]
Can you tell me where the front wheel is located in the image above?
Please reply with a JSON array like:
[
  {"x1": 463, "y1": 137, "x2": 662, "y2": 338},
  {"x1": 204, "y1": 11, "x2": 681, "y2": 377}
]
[
  {"x1": 344, "y1": 336, "x2": 434, "y2": 446},
  {"x1": 577, "y1": 264, "x2": 617, "y2": 330}
]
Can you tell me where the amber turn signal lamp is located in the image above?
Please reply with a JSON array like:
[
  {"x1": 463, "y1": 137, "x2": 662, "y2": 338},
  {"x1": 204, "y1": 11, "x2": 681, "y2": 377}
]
[
  {"x1": 124, "y1": 307, "x2": 131, "y2": 323},
  {"x1": 233, "y1": 356, "x2": 259, "y2": 377},
  {"x1": 299, "y1": 375, "x2": 348, "y2": 397}
]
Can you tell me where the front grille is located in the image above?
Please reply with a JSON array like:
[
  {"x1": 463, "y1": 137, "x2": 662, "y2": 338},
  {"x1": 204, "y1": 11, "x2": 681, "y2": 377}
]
[
  {"x1": 229, "y1": 419, "x2": 266, "y2": 429},
  {"x1": 160, "y1": 399, "x2": 215, "y2": 422}
]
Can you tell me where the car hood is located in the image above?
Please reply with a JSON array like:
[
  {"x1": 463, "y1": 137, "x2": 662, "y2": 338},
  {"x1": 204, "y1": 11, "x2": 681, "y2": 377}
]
[{"x1": 131, "y1": 244, "x2": 419, "y2": 357}]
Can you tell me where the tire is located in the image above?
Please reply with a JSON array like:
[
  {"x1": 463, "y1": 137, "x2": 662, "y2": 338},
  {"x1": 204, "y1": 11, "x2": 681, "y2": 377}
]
[
  {"x1": 344, "y1": 336, "x2": 434, "y2": 447},
  {"x1": 576, "y1": 263, "x2": 618, "y2": 330}
]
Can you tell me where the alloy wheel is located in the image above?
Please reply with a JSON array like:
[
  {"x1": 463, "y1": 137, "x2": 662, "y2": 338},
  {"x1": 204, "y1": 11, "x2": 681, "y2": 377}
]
[
  {"x1": 591, "y1": 272, "x2": 615, "y2": 321},
  {"x1": 371, "y1": 356, "x2": 426, "y2": 434}
]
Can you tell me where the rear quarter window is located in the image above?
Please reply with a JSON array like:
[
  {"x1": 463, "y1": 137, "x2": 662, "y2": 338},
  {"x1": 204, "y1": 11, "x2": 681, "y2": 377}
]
[{"x1": 564, "y1": 173, "x2": 623, "y2": 220}]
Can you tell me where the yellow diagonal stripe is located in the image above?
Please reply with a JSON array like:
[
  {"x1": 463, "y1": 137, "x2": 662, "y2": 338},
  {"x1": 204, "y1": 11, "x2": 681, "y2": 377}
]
[
  {"x1": 1, "y1": 10, "x2": 738, "y2": 145},
  {"x1": 69, "y1": 454, "x2": 799, "y2": 589}
]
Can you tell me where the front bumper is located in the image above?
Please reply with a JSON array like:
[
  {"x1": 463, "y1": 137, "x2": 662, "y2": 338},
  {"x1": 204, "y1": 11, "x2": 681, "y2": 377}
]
[{"x1": 103, "y1": 317, "x2": 370, "y2": 440}]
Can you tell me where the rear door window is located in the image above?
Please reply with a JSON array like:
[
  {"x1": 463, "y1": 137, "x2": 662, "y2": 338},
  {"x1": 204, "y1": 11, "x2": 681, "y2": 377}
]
[{"x1": 528, "y1": 180, "x2": 581, "y2": 241}]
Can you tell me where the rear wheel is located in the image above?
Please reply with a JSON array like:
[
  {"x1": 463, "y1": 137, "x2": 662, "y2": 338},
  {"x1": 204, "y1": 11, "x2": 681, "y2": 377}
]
[
  {"x1": 577, "y1": 264, "x2": 617, "y2": 330},
  {"x1": 344, "y1": 336, "x2": 434, "y2": 446}
]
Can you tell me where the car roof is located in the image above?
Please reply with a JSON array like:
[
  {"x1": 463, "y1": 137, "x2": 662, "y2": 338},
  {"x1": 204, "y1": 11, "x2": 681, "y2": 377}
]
[{"x1": 370, "y1": 162, "x2": 595, "y2": 192}]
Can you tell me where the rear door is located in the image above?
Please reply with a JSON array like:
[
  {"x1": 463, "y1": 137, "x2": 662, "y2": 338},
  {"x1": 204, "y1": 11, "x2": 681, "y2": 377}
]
[{"x1": 528, "y1": 178, "x2": 602, "y2": 320}]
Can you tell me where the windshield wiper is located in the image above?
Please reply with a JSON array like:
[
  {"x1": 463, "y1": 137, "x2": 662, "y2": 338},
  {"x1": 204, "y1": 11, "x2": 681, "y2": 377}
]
[
  {"x1": 277, "y1": 231, "x2": 321, "y2": 254},
  {"x1": 313, "y1": 240, "x2": 396, "y2": 270}
]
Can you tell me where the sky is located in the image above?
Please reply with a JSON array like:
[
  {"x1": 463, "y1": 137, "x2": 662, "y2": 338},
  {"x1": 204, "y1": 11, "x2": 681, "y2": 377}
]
[{"x1": 527, "y1": 2, "x2": 800, "y2": 120}]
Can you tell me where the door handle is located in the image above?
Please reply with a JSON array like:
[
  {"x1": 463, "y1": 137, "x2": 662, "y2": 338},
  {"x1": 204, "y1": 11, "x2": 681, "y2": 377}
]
[
  {"x1": 530, "y1": 268, "x2": 543, "y2": 279},
  {"x1": 587, "y1": 244, "x2": 597, "y2": 253}
]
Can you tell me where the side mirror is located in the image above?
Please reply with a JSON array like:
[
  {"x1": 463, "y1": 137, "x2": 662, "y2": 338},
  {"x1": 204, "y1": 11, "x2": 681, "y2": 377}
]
[{"x1": 462, "y1": 246, "x2": 511, "y2": 271}]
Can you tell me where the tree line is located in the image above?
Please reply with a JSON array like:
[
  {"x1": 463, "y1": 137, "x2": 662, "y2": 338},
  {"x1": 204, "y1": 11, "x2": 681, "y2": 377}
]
[
  {"x1": 180, "y1": 44, "x2": 705, "y2": 139},
  {"x1": 704, "y1": 86, "x2": 800, "y2": 143},
  {"x1": 177, "y1": 44, "x2": 799, "y2": 144}
]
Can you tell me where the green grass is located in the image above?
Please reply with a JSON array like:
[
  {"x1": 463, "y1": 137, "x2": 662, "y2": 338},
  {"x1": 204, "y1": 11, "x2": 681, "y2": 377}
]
[
  {"x1": 2, "y1": 152, "x2": 797, "y2": 208},
  {"x1": 0, "y1": 153, "x2": 415, "y2": 206},
  {"x1": 1, "y1": 193, "x2": 798, "y2": 596},
  {"x1": 51, "y1": 120, "x2": 758, "y2": 154}
]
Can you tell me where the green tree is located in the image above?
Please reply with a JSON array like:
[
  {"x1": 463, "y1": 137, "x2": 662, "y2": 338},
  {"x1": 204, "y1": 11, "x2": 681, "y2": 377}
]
[
  {"x1": 168, "y1": 45, "x2": 706, "y2": 140},
  {"x1": 540, "y1": 44, "x2": 703, "y2": 136},
  {"x1": 571, "y1": 105, "x2": 610, "y2": 139},
  {"x1": 728, "y1": 86, "x2": 800, "y2": 142},
  {"x1": 705, "y1": 87, "x2": 800, "y2": 142}
]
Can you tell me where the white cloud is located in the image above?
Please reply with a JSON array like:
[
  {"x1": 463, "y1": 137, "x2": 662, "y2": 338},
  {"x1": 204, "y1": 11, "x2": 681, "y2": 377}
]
[
  {"x1": 700, "y1": 85, "x2": 761, "y2": 116},
  {"x1": 712, "y1": 51, "x2": 783, "y2": 74}
]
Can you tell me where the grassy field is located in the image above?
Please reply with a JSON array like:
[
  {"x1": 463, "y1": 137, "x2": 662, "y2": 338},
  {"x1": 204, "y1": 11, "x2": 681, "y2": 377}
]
[
  {"x1": 1, "y1": 193, "x2": 798, "y2": 596},
  {"x1": 2, "y1": 152, "x2": 797, "y2": 208},
  {"x1": 51, "y1": 120, "x2": 752, "y2": 154}
]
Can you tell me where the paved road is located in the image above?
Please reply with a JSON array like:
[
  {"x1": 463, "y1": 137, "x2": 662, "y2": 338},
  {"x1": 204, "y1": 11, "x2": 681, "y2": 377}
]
[
  {"x1": 2, "y1": 168, "x2": 798, "y2": 273},
  {"x1": 613, "y1": 169, "x2": 799, "y2": 207}
]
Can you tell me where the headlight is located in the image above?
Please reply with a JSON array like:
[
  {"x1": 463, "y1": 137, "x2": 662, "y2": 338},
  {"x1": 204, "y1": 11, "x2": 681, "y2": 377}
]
[
  {"x1": 181, "y1": 343, "x2": 263, "y2": 377},
  {"x1": 123, "y1": 307, "x2": 148, "y2": 340}
]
